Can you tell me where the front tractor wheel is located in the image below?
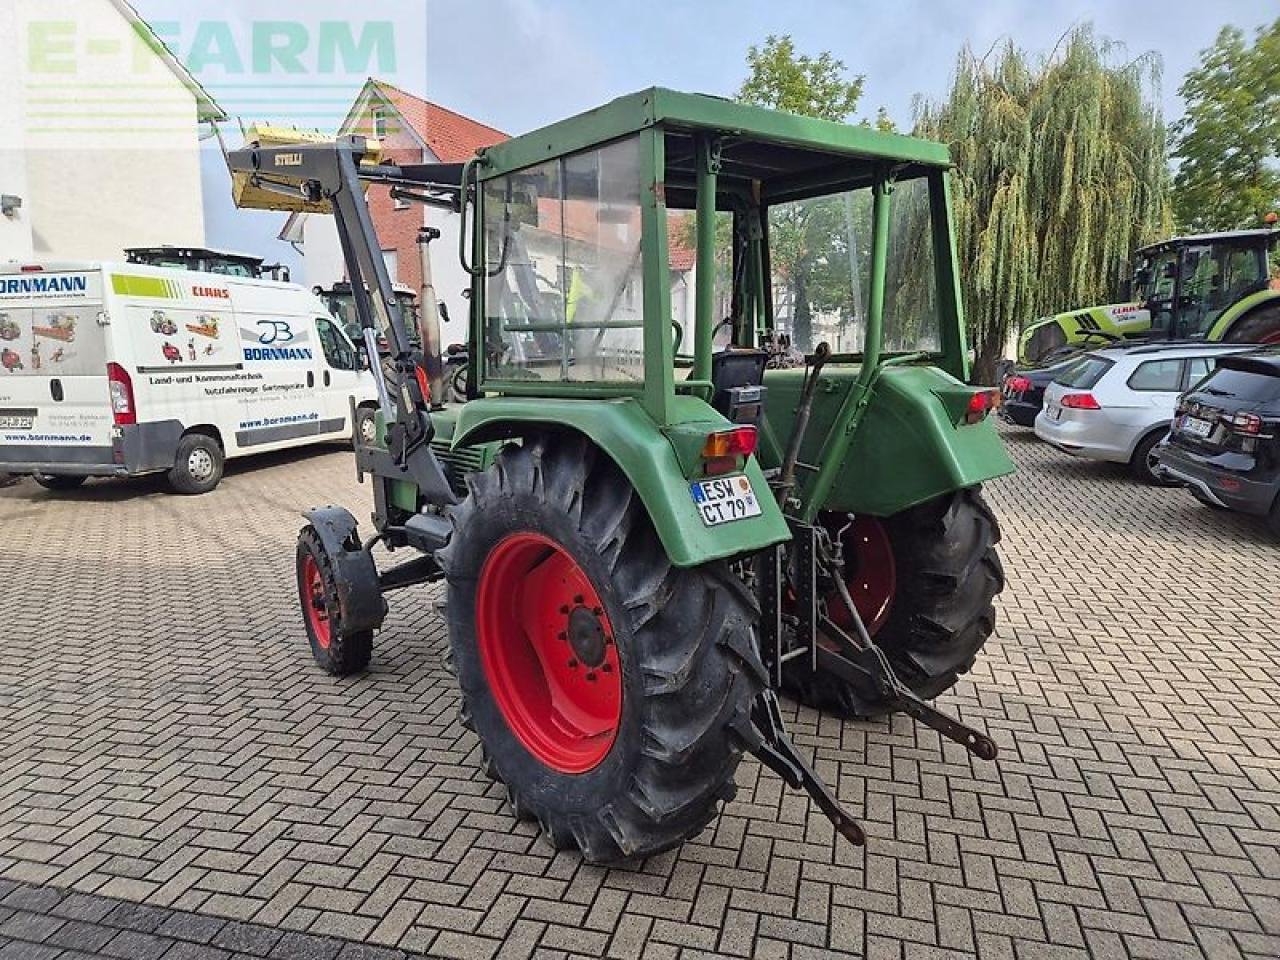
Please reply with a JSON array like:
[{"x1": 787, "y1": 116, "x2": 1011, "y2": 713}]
[
  {"x1": 440, "y1": 434, "x2": 764, "y2": 863},
  {"x1": 296, "y1": 526, "x2": 374, "y2": 676},
  {"x1": 784, "y1": 487, "x2": 1004, "y2": 718}
]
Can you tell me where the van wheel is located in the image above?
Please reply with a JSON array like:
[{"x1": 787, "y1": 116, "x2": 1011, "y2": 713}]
[
  {"x1": 34, "y1": 475, "x2": 87, "y2": 491},
  {"x1": 168, "y1": 433, "x2": 224, "y2": 494},
  {"x1": 354, "y1": 406, "x2": 378, "y2": 449}
]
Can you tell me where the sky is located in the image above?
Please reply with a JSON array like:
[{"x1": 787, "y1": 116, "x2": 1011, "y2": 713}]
[{"x1": 132, "y1": 0, "x2": 1274, "y2": 267}]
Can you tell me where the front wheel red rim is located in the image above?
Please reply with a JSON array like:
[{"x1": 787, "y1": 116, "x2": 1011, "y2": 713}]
[
  {"x1": 476, "y1": 532, "x2": 622, "y2": 774},
  {"x1": 301, "y1": 554, "x2": 332, "y2": 650}
]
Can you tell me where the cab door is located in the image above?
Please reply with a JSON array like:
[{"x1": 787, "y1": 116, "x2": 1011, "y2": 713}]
[{"x1": 312, "y1": 315, "x2": 366, "y2": 438}]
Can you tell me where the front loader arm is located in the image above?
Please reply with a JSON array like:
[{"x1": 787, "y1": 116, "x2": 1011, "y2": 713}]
[{"x1": 226, "y1": 136, "x2": 460, "y2": 505}]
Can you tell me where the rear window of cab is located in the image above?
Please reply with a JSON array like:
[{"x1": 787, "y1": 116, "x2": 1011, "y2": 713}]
[{"x1": 1055, "y1": 356, "x2": 1113, "y2": 389}]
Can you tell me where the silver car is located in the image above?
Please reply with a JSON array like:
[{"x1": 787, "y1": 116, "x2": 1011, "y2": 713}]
[{"x1": 1034, "y1": 342, "x2": 1255, "y2": 483}]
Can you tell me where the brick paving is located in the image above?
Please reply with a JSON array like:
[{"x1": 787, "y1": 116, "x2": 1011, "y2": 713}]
[{"x1": 0, "y1": 426, "x2": 1277, "y2": 959}]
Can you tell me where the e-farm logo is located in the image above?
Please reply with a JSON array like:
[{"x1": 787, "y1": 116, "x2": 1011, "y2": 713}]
[
  {"x1": 22, "y1": 6, "x2": 424, "y2": 140},
  {"x1": 27, "y1": 20, "x2": 396, "y2": 79}
]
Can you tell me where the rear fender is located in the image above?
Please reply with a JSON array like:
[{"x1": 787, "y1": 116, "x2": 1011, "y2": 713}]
[
  {"x1": 451, "y1": 395, "x2": 791, "y2": 568},
  {"x1": 1207, "y1": 289, "x2": 1280, "y2": 342},
  {"x1": 761, "y1": 365, "x2": 1015, "y2": 518}
]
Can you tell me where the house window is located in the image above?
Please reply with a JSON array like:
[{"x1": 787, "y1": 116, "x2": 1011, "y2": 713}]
[
  {"x1": 372, "y1": 108, "x2": 388, "y2": 140},
  {"x1": 382, "y1": 249, "x2": 399, "y2": 282}
]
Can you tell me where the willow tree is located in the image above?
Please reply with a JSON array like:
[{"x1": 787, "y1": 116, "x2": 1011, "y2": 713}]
[{"x1": 914, "y1": 26, "x2": 1172, "y2": 381}]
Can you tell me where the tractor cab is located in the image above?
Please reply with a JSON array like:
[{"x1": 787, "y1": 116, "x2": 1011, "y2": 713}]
[{"x1": 1133, "y1": 229, "x2": 1279, "y2": 339}]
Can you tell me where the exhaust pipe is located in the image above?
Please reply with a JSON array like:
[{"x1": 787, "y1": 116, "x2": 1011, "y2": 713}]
[{"x1": 417, "y1": 226, "x2": 445, "y2": 408}]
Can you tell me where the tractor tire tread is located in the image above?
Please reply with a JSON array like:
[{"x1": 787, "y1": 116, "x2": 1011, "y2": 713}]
[
  {"x1": 440, "y1": 432, "x2": 761, "y2": 863},
  {"x1": 784, "y1": 487, "x2": 1002, "y2": 718}
]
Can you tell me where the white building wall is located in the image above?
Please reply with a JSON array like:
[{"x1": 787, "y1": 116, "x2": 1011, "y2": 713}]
[
  {"x1": 0, "y1": 3, "x2": 33, "y2": 261},
  {"x1": 3, "y1": 0, "x2": 206, "y2": 262}
]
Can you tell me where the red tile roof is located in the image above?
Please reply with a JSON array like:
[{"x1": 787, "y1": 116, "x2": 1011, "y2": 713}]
[
  {"x1": 370, "y1": 80, "x2": 507, "y2": 162},
  {"x1": 668, "y1": 220, "x2": 696, "y2": 272}
]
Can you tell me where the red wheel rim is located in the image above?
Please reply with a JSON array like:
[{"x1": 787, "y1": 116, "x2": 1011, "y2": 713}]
[
  {"x1": 476, "y1": 532, "x2": 622, "y2": 774},
  {"x1": 301, "y1": 554, "x2": 332, "y2": 650},
  {"x1": 826, "y1": 516, "x2": 896, "y2": 636}
]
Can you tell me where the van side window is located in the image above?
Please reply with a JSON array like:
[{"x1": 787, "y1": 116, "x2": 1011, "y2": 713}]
[
  {"x1": 315, "y1": 317, "x2": 361, "y2": 371},
  {"x1": 1185, "y1": 356, "x2": 1214, "y2": 389}
]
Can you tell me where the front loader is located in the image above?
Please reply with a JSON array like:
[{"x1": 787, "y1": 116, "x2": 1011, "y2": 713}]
[{"x1": 227, "y1": 88, "x2": 1014, "y2": 863}]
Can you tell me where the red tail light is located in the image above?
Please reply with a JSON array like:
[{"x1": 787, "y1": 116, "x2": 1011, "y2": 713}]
[
  {"x1": 1005, "y1": 375, "x2": 1031, "y2": 392},
  {"x1": 703, "y1": 426, "x2": 757, "y2": 459},
  {"x1": 1228, "y1": 412, "x2": 1262, "y2": 435},
  {"x1": 964, "y1": 389, "x2": 1002, "y2": 424},
  {"x1": 107, "y1": 363, "x2": 136, "y2": 426},
  {"x1": 20, "y1": 265, "x2": 43, "y2": 273},
  {"x1": 1060, "y1": 392, "x2": 1100, "y2": 410},
  {"x1": 702, "y1": 426, "x2": 757, "y2": 476}
]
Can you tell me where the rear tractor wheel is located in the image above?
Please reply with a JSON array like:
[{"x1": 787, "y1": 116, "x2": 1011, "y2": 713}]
[
  {"x1": 439, "y1": 434, "x2": 764, "y2": 863},
  {"x1": 783, "y1": 487, "x2": 1004, "y2": 718}
]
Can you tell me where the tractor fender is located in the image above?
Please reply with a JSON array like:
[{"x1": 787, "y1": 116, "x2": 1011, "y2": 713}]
[
  {"x1": 303, "y1": 506, "x2": 387, "y2": 634},
  {"x1": 449, "y1": 395, "x2": 791, "y2": 569},
  {"x1": 1207, "y1": 289, "x2": 1280, "y2": 342}
]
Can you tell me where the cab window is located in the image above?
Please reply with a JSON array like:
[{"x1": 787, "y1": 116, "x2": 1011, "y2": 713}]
[
  {"x1": 315, "y1": 317, "x2": 362, "y2": 370},
  {"x1": 1127, "y1": 358, "x2": 1183, "y2": 392}
]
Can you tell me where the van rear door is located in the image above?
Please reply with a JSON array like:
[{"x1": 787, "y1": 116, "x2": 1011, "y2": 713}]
[{"x1": 0, "y1": 271, "x2": 114, "y2": 475}]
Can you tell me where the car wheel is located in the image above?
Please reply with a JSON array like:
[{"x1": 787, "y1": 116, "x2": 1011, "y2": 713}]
[{"x1": 1129, "y1": 431, "x2": 1175, "y2": 486}]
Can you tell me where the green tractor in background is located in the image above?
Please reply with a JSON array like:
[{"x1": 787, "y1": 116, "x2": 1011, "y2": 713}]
[
  {"x1": 1020, "y1": 227, "x2": 1280, "y2": 363},
  {"x1": 228, "y1": 88, "x2": 1012, "y2": 863}
]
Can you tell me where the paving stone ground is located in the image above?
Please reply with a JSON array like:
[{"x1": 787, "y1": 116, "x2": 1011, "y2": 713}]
[{"x1": 0, "y1": 425, "x2": 1277, "y2": 960}]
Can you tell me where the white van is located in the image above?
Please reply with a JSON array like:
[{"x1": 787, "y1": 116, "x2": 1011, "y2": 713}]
[{"x1": 0, "y1": 261, "x2": 380, "y2": 494}]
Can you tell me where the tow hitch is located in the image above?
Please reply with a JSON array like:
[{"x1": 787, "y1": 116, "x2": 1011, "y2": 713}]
[{"x1": 751, "y1": 524, "x2": 999, "y2": 848}]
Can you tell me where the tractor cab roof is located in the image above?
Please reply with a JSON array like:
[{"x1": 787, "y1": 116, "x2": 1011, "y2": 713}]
[
  {"x1": 1135, "y1": 228, "x2": 1279, "y2": 256},
  {"x1": 475, "y1": 87, "x2": 951, "y2": 207}
]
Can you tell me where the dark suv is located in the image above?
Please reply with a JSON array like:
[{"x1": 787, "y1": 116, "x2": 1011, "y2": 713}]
[{"x1": 1153, "y1": 348, "x2": 1280, "y2": 535}]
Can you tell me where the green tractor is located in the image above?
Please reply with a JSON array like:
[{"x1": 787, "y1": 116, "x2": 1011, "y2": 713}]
[
  {"x1": 1019, "y1": 228, "x2": 1280, "y2": 363},
  {"x1": 228, "y1": 88, "x2": 1013, "y2": 863}
]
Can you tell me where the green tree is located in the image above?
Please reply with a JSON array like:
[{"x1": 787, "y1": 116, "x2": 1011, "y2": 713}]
[
  {"x1": 914, "y1": 26, "x2": 1172, "y2": 381},
  {"x1": 736, "y1": 36, "x2": 867, "y2": 348},
  {"x1": 738, "y1": 35, "x2": 864, "y2": 122},
  {"x1": 1170, "y1": 19, "x2": 1280, "y2": 231}
]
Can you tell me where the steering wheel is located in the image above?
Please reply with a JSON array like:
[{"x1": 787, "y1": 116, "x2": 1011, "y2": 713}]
[{"x1": 672, "y1": 320, "x2": 684, "y2": 355}]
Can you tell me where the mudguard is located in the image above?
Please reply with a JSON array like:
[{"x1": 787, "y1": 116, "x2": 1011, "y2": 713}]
[
  {"x1": 1207, "y1": 289, "x2": 1280, "y2": 342},
  {"x1": 449, "y1": 394, "x2": 791, "y2": 568},
  {"x1": 759, "y1": 365, "x2": 1015, "y2": 518},
  {"x1": 303, "y1": 506, "x2": 387, "y2": 635}
]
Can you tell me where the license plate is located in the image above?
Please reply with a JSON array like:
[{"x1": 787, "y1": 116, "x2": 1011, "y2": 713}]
[
  {"x1": 1180, "y1": 415, "x2": 1213, "y2": 439},
  {"x1": 1045, "y1": 403, "x2": 1061, "y2": 421},
  {"x1": 691, "y1": 475, "x2": 762, "y2": 526},
  {"x1": 0, "y1": 410, "x2": 35, "y2": 430}
]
